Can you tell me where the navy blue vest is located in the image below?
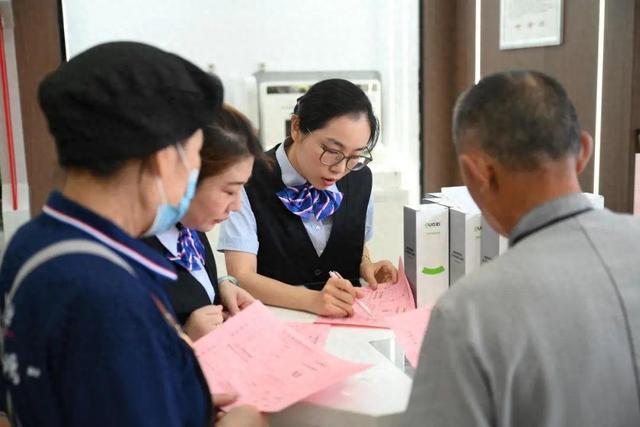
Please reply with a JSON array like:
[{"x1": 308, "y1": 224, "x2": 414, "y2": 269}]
[
  {"x1": 245, "y1": 144, "x2": 371, "y2": 290},
  {"x1": 143, "y1": 230, "x2": 220, "y2": 325}
]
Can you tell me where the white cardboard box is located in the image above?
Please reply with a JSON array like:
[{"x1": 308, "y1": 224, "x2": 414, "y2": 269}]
[
  {"x1": 404, "y1": 204, "x2": 449, "y2": 307},
  {"x1": 480, "y1": 216, "x2": 508, "y2": 264},
  {"x1": 449, "y1": 207, "x2": 482, "y2": 284}
]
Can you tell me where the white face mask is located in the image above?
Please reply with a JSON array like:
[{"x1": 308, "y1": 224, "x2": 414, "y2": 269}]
[{"x1": 143, "y1": 144, "x2": 200, "y2": 236}]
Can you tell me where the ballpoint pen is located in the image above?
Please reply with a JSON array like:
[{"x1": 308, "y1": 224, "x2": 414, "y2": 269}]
[{"x1": 328, "y1": 270, "x2": 376, "y2": 320}]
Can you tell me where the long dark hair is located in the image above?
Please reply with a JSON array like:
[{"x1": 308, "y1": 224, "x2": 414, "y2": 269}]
[
  {"x1": 199, "y1": 104, "x2": 265, "y2": 182},
  {"x1": 290, "y1": 78, "x2": 379, "y2": 150}
]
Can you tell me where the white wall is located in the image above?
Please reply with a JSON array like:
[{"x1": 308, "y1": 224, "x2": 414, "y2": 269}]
[{"x1": 62, "y1": 0, "x2": 420, "y2": 269}]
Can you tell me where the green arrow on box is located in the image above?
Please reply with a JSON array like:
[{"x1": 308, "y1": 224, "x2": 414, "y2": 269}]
[{"x1": 422, "y1": 266, "x2": 445, "y2": 275}]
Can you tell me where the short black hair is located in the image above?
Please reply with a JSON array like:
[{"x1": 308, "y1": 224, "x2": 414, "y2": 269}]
[
  {"x1": 293, "y1": 78, "x2": 379, "y2": 151},
  {"x1": 453, "y1": 70, "x2": 581, "y2": 170}
]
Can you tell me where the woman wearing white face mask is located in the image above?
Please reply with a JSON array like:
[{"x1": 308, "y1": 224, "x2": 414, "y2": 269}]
[
  {"x1": 144, "y1": 105, "x2": 264, "y2": 341},
  {"x1": 0, "y1": 42, "x2": 264, "y2": 427},
  {"x1": 145, "y1": 141, "x2": 201, "y2": 236}
]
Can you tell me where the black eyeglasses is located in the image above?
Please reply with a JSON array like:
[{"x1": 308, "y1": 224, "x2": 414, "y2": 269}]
[{"x1": 319, "y1": 144, "x2": 373, "y2": 171}]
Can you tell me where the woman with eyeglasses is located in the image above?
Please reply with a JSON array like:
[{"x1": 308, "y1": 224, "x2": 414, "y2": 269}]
[{"x1": 219, "y1": 78, "x2": 398, "y2": 317}]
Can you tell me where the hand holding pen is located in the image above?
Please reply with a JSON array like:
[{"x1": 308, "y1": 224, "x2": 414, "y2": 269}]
[
  {"x1": 329, "y1": 271, "x2": 376, "y2": 320},
  {"x1": 310, "y1": 273, "x2": 360, "y2": 317}
]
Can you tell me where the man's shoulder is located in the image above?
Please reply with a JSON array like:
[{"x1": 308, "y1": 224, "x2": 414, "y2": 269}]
[
  {"x1": 528, "y1": 207, "x2": 640, "y2": 243},
  {"x1": 441, "y1": 208, "x2": 640, "y2": 312},
  {"x1": 578, "y1": 208, "x2": 640, "y2": 235},
  {"x1": 513, "y1": 208, "x2": 640, "y2": 270}
]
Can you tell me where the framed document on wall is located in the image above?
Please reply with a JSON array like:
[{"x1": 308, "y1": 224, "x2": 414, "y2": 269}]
[{"x1": 500, "y1": 0, "x2": 563, "y2": 50}]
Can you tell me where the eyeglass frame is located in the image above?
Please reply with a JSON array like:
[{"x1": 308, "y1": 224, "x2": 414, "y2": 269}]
[
  {"x1": 319, "y1": 145, "x2": 373, "y2": 171},
  {"x1": 303, "y1": 128, "x2": 373, "y2": 171}
]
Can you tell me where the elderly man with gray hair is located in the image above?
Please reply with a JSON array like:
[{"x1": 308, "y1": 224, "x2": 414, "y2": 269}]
[{"x1": 403, "y1": 70, "x2": 640, "y2": 427}]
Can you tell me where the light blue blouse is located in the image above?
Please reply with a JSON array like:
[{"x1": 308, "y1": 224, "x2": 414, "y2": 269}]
[{"x1": 218, "y1": 143, "x2": 374, "y2": 256}]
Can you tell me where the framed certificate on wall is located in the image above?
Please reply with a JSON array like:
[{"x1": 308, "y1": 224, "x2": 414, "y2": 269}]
[{"x1": 500, "y1": 0, "x2": 563, "y2": 50}]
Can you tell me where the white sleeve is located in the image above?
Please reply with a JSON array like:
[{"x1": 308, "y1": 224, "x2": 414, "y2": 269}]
[{"x1": 364, "y1": 188, "x2": 374, "y2": 242}]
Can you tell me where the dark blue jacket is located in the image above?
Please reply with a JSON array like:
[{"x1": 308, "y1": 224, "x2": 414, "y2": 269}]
[{"x1": 0, "y1": 192, "x2": 211, "y2": 426}]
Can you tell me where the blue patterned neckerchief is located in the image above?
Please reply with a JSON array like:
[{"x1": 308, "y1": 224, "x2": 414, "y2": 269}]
[
  {"x1": 167, "y1": 224, "x2": 205, "y2": 272},
  {"x1": 276, "y1": 182, "x2": 343, "y2": 221}
]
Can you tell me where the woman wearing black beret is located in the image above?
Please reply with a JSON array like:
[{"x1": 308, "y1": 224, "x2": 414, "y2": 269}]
[{"x1": 0, "y1": 42, "x2": 263, "y2": 427}]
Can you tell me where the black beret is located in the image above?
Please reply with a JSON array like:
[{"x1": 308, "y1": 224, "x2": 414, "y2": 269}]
[{"x1": 38, "y1": 41, "x2": 224, "y2": 169}]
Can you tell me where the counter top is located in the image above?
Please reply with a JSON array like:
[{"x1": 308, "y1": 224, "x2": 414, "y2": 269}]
[{"x1": 267, "y1": 306, "x2": 412, "y2": 427}]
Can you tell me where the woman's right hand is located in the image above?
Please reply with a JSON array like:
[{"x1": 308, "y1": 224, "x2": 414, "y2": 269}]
[
  {"x1": 217, "y1": 406, "x2": 267, "y2": 427},
  {"x1": 309, "y1": 277, "x2": 359, "y2": 317},
  {"x1": 183, "y1": 305, "x2": 224, "y2": 341},
  {"x1": 213, "y1": 394, "x2": 266, "y2": 427}
]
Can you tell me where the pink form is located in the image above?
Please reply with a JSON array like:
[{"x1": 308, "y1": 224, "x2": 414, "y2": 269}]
[
  {"x1": 384, "y1": 305, "x2": 433, "y2": 368},
  {"x1": 314, "y1": 258, "x2": 416, "y2": 328},
  {"x1": 194, "y1": 301, "x2": 370, "y2": 412},
  {"x1": 286, "y1": 322, "x2": 331, "y2": 347}
]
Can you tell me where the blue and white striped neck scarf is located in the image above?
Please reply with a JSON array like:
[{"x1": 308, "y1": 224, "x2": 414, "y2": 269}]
[
  {"x1": 276, "y1": 182, "x2": 343, "y2": 221},
  {"x1": 168, "y1": 225, "x2": 205, "y2": 271}
]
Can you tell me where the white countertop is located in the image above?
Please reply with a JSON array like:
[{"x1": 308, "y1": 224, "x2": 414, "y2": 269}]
[{"x1": 267, "y1": 306, "x2": 413, "y2": 427}]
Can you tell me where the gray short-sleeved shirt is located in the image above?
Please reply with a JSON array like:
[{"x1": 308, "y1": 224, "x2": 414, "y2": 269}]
[{"x1": 404, "y1": 193, "x2": 640, "y2": 427}]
